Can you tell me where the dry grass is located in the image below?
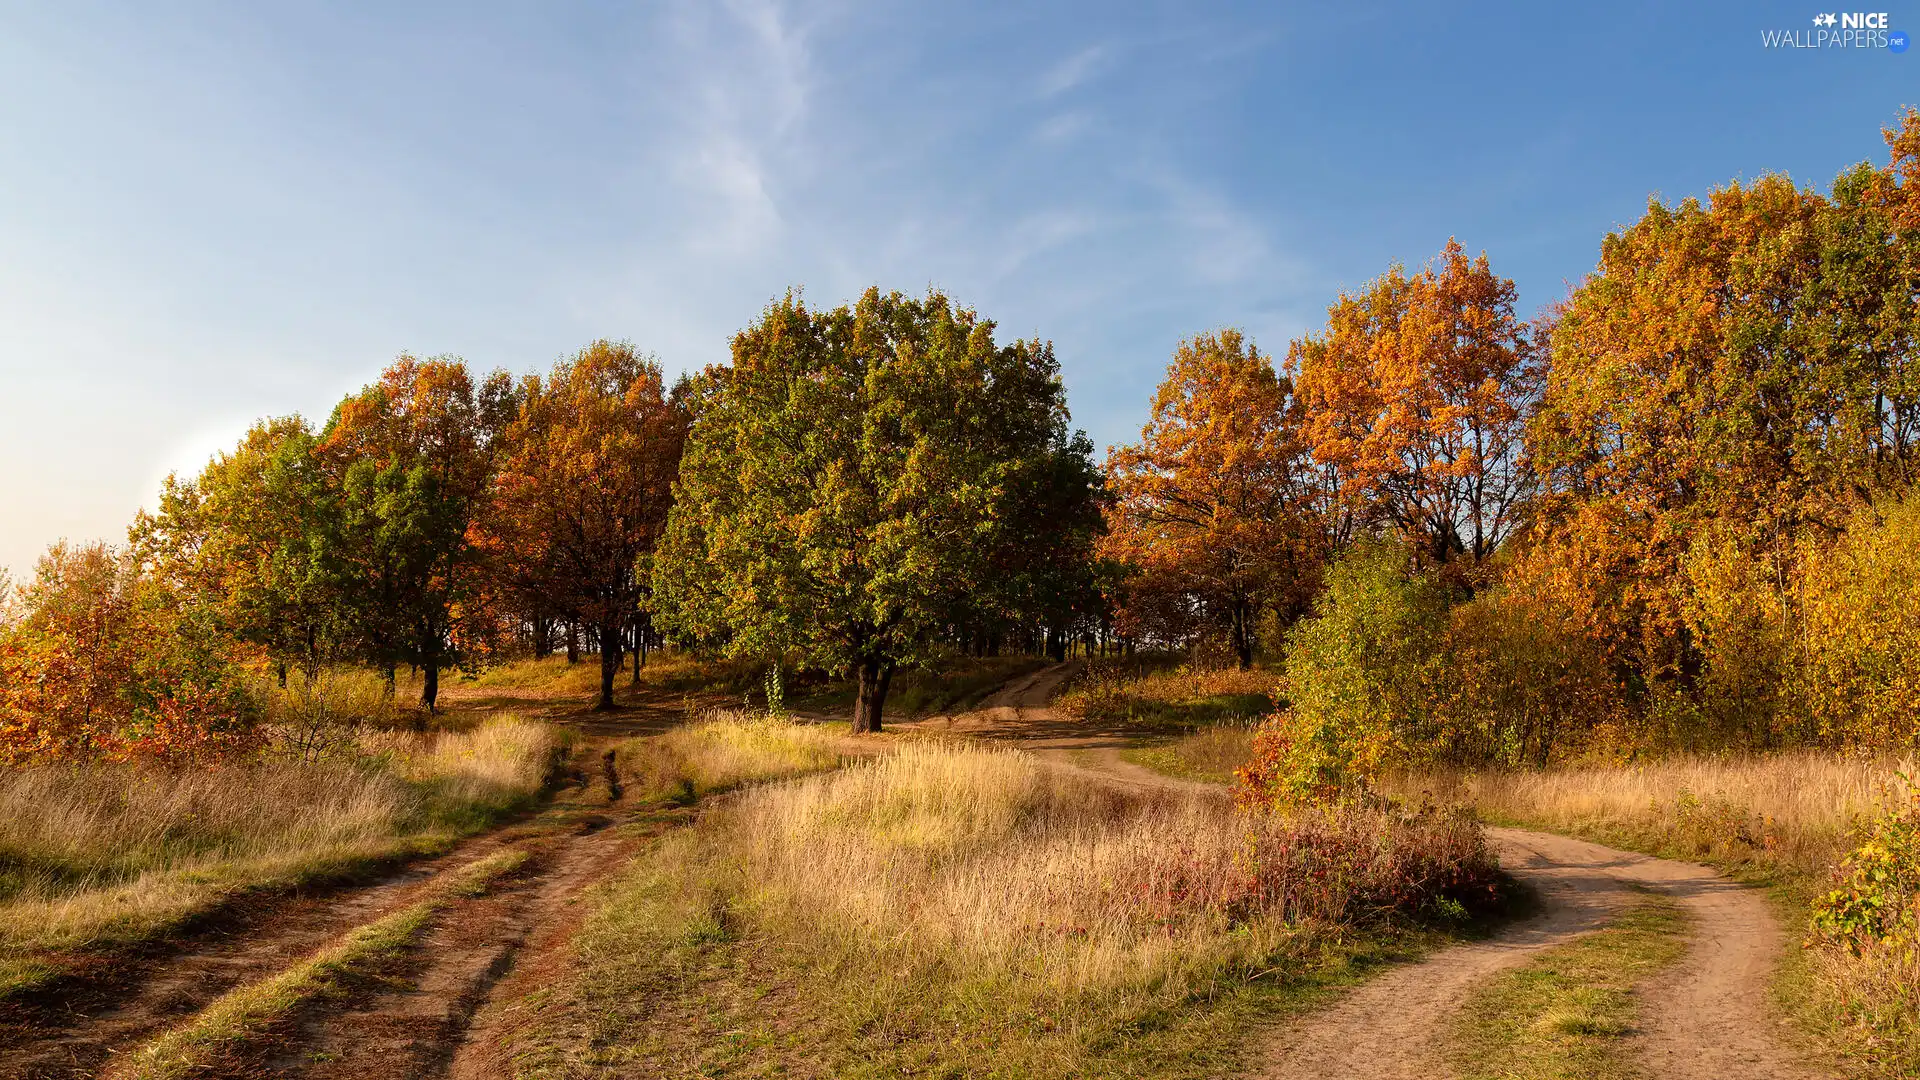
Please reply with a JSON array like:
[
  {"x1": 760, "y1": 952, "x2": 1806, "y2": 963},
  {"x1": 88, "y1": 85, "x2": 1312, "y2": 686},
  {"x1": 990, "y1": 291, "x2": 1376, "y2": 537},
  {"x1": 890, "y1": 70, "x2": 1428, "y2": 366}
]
[
  {"x1": 1125, "y1": 725, "x2": 1260, "y2": 785},
  {"x1": 1806, "y1": 928, "x2": 1920, "y2": 1077},
  {"x1": 1381, "y1": 751, "x2": 1912, "y2": 876},
  {"x1": 613, "y1": 709, "x2": 853, "y2": 803},
  {"x1": 1056, "y1": 657, "x2": 1276, "y2": 730},
  {"x1": 462, "y1": 655, "x2": 609, "y2": 693},
  {"x1": 515, "y1": 739, "x2": 1497, "y2": 1077},
  {"x1": 0, "y1": 716, "x2": 557, "y2": 988}
]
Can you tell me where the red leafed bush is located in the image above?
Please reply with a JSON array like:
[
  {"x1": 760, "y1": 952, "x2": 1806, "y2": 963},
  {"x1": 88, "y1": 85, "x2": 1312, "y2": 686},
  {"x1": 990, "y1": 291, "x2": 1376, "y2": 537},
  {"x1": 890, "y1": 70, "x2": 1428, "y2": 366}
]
[{"x1": 1128, "y1": 796, "x2": 1501, "y2": 929}]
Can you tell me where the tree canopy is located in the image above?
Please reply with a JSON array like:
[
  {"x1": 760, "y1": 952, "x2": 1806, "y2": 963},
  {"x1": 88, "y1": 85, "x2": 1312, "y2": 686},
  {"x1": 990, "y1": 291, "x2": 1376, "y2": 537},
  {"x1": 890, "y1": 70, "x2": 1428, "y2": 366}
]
[{"x1": 655, "y1": 288, "x2": 1103, "y2": 732}]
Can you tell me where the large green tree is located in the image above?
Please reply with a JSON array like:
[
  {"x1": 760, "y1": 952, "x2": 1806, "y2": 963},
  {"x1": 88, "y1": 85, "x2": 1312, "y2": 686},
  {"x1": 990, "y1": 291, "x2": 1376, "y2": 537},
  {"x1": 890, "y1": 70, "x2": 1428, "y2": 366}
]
[
  {"x1": 131, "y1": 416, "x2": 340, "y2": 683},
  {"x1": 317, "y1": 356, "x2": 513, "y2": 712},
  {"x1": 655, "y1": 288, "x2": 1101, "y2": 733}
]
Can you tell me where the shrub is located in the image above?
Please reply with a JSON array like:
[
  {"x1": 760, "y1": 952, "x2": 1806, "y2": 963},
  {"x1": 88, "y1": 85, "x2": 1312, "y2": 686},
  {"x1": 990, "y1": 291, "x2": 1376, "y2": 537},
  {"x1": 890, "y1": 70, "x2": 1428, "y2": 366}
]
[
  {"x1": 1239, "y1": 542, "x2": 1447, "y2": 801},
  {"x1": 1810, "y1": 775, "x2": 1920, "y2": 952},
  {"x1": 1806, "y1": 774, "x2": 1920, "y2": 1071},
  {"x1": 0, "y1": 543, "x2": 259, "y2": 764},
  {"x1": 1436, "y1": 584, "x2": 1624, "y2": 766}
]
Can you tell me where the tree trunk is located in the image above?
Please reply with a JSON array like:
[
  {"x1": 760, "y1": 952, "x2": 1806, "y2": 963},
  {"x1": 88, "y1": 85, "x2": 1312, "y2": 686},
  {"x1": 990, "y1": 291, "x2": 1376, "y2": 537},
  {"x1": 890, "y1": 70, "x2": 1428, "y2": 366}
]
[
  {"x1": 597, "y1": 619, "x2": 621, "y2": 712},
  {"x1": 1231, "y1": 601, "x2": 1254, "y2": 671},
  {"x1": 276, "y1": 662, "x2": 288, "y2": 689},
  {"x1": 566, "y1": 621, "x2": 580, "y2": 664},
  {"x1": 532, "y1": 615, "x2": 552, "y2": 659},
  {"x1": 851, "y1": 656, "x2": 893, "y2": 734},
  {"x1": 631, "y1": 622, "x2": 642, "y2": 686},
  {"x1": 421, "y1": 661, "x2": 440, "y2": 716},
  {"x1": 383, "y1": 664, "x2": 397, "y2": 699}
]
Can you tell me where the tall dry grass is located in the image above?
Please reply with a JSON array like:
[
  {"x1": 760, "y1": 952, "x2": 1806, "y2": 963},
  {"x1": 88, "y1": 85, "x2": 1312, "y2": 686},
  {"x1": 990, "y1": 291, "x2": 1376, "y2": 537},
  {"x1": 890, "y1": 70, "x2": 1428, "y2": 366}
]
[
  {"x1": 715, "y1": 743, "x2": 1491, "y2": 983},
  {"x1": 0, "y1": 716, "x2": 557, "y2": 972},
  {"x1": 1381, "y1": 751, "x2": 1912, "y2": 874},
  {"x1": 1055, "y1": 657, "x2": 1276, "y2": 729},
  {"x1": 549, "y1": 739, "x2": 1495, "y2": 1075},
  {"x1": 614, "y1": 708, "x2": 850, "y2": 802}
]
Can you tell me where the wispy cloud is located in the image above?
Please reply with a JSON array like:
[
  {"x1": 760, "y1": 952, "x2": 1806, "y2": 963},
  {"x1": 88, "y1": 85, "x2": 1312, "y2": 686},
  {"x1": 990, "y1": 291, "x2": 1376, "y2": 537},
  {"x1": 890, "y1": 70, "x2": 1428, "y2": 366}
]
[
  {"x1": 657, "y1": 0, "x2": 820, "y2": 258},
  {"x1": 1038, "y1": 43, "x2": 1111, "y2": 98},
  {"x1": 1032, "y1": 110, "x2": 1092, "y2": 145}
]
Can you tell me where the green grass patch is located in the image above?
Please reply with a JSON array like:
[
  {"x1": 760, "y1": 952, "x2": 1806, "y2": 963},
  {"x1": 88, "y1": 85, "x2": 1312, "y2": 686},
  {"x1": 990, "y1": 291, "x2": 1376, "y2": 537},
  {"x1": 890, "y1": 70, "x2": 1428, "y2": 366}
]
[
  {"x1": 109, "y1": 847, "x2": 529, "y2": 1080},
  {"x1": 1447, "y1": 892, "x2": 1689, "y2": 1080}
]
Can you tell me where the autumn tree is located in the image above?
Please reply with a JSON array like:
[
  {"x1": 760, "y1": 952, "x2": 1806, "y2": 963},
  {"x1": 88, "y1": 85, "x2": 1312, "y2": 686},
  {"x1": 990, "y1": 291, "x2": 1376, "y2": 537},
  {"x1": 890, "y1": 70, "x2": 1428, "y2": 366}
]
[
  {"x1": 483, "y1": 341, "x2": 690, "y2": 711},
  {"x1": 131, "y1": 416, "x2": 340, "y2": 684},
  {"x1": 317, "y1": 356, "x2": 512, "y2": 712},
  {"x1": 655, "y1": 288, "x2": 1101, "y2": 733},
  {"x1": 1527, "y1": 116, "x2": 1920, "y2": 692},
  {"x1": 1289, "y1": 240, "x2": 1540, "y2": 566},
  {"x1": 1103, "y1": 330, "x2": 1318, "y2": 668}
]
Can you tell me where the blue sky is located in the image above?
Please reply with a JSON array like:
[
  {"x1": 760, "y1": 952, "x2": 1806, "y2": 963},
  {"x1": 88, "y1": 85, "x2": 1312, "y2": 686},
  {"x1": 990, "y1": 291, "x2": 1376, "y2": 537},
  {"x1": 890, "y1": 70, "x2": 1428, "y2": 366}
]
[{"x1": 0, "y1": 0, "x2": 1912, "y2": 576}]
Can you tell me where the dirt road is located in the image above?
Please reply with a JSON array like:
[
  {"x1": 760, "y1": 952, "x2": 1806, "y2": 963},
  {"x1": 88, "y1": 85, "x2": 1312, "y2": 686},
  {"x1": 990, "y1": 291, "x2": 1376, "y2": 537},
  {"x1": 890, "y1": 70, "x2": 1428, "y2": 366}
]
[
  {"x1": 0, "y1": 688, "x2": 696, "y2": 1080},
  {"x1": 946, "y1": 661, "x2": 1822, "y2": 1080}
]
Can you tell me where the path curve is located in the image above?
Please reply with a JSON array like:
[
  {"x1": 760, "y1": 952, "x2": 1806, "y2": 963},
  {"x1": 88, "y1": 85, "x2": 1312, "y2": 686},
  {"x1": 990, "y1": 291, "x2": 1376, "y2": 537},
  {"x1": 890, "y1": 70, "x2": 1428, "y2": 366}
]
[{"x1": 938, "y1": 661, "x2": 1820, "y2": 1080}]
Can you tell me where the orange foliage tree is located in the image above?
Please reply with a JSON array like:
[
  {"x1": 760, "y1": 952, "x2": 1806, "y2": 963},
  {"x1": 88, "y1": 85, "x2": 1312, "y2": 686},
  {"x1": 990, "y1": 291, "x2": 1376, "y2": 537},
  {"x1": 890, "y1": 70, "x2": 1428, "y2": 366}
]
[
  {"x1": 1103, "y1": 330, "x2": 1320, "y2": 668},
  {"x1": 1527, "y1": 115, "x2": 1920, "y2": 709},
  {"x1": 481, "y1": 341, "x2": 690, "y2": 711},
  {"x1": 1289, "y1": 240, "x2": 1540, "y2": 566}
]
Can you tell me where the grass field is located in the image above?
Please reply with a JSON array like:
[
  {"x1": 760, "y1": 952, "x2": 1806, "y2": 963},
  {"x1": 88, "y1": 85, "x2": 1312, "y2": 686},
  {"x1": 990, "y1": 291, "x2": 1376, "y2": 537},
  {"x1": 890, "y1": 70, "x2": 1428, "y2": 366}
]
[
  {"x1": 611, "y1": 708, "x2": 856, "y2": 804},
  {"x1": 0, "y1": 716, "x2": 559, "y2": 995},
  {"x1": 508, "y1": 737, "x2": 1500, "y2": 1078}
]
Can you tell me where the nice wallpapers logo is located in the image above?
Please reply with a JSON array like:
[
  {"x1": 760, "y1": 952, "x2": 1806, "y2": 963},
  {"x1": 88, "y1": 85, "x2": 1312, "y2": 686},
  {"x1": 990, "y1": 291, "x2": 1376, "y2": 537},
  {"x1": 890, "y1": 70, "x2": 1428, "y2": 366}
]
[{"x1": 1762, "y1": 11, "x2": 1910, "y2": 50}]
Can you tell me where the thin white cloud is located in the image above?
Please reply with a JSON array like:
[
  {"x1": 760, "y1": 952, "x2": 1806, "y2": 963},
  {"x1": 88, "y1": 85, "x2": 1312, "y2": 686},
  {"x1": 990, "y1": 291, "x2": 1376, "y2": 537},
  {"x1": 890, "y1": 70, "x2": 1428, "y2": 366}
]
[
  {"x1": 658, "y1": 0, "x2": 821, "y2": 259},
  {"x1": 1038, "y1": 44, "x2": 1111, "y2": 98},
  {"x1": 1033, "y1": 110, "x2": 1092, "y2": 145}
]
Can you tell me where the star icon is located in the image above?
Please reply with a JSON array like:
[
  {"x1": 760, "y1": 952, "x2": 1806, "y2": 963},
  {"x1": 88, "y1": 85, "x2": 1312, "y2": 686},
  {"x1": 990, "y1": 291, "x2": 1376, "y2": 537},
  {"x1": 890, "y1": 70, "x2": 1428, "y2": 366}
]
[
  {"x1": 1813, "y1": 12, "x2": 1837, "y2": 25},
  {"x1": 1824, "y1": 13, "x2": 1838, "y2": 25}
]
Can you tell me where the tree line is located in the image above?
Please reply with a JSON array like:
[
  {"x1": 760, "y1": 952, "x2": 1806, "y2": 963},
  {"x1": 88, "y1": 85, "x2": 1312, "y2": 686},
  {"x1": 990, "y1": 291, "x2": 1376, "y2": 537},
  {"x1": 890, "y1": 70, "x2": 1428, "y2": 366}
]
[
  {"x1": 0, "y1": 289, "x2": 1106, "y2": 756},
  {"x1": 5, "y1": 110, "x2": 1920, "y2": 761}
]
